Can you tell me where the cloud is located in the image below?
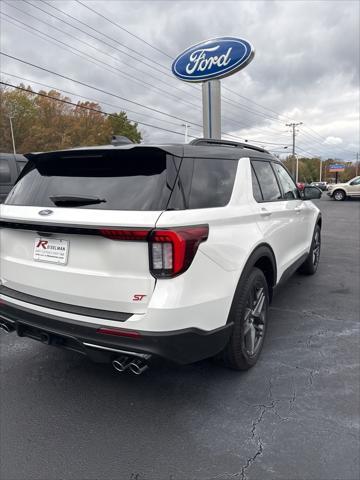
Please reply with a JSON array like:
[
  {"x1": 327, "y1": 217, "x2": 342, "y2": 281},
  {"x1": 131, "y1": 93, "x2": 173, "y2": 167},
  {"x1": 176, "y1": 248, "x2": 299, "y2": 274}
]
[
  {"x1": 324, "y1": 136, "x2": 343, "y2": 146},
  {"x1": 0, "y1": 0, "x2": 359, "y2": 159}
]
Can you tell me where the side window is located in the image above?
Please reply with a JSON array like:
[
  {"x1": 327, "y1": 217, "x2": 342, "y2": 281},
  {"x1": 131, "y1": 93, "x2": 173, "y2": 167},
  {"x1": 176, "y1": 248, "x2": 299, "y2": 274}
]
[
  {"x1": 251, "y1": 165, "x2": 263, "y2": 202},
  {"x1": 16, "y1": 161, "x2": 27, "y2": 174},
  {"x1": 188, "y1": 158, "x2": 238, "y2": 209},
  {"x1": 251, "y1": 160, "x2": 281, "y2": 202},
  {"x1": 350, "y1": 178, "x2": 360, "y2": 186},
  {"x1": 0, "y1": 158, "x2": 12, "y2": 184},
  {"x1": 272, "y1": 162, "x2": 300, "y2": 199}
]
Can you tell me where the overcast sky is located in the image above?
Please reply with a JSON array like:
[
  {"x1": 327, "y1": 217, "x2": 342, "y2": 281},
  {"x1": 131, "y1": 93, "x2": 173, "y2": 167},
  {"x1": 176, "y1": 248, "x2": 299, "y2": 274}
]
[{"x1": 0, "y1": 0, "x2": 359, "y2": 160}]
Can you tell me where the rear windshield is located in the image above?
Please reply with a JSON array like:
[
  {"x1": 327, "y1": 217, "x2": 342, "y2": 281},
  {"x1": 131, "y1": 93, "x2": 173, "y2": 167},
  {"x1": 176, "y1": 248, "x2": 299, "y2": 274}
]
[
  {"x1": 6, "y1": 149, "x2": 238, "y2": 210},
  {"x1": 6, "y1": 149, "x2": 174, "y2": 211}
]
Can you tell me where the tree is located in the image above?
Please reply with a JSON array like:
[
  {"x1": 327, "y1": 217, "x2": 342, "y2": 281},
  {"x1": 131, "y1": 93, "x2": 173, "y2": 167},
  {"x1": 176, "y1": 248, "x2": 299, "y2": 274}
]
[
  {"x1": 106, "y1": 112, "x2": 142, "y2": 144},
  {"x1": 281, "y1": 154, "x2": 357, "y2": 183},
  {"x1": 0, "y1": 84, "x2": 142, "y2": 153}
]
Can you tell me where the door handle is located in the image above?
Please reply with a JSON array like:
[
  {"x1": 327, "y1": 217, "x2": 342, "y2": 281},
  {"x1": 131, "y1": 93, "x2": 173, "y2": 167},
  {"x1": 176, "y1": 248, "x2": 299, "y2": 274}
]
[
  {"x1": 294, "y1": 206, "x2": 302, "y2": 213},
  {"x1": 260, "y1": 208, "x2": 272, "y2": 217}
]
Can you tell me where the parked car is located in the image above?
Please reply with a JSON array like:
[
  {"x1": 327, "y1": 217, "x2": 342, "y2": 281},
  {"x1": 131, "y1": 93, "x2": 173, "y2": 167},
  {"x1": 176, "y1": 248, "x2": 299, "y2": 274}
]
[
  {"x1": 327, "y1": 176, "x2": 360, "y2": 200},
  {"x1": 0, "y1": 138, "x2": 322, "y2": 373},
  {"x1": 0, "y1": 153, "x2": 28, "y2": 203},
  {"x1": 310, "y1": 181, "x2": 328, "y2": 191}
]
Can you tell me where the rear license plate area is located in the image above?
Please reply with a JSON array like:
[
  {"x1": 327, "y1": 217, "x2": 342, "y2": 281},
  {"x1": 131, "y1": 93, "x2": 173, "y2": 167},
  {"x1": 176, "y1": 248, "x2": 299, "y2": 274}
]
[{"x1": 33, "y1": 238, "x2": 69, "y2": 264}]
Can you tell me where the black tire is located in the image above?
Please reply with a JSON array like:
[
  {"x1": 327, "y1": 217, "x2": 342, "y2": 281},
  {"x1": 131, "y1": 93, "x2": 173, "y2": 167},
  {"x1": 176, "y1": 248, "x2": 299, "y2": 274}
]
[
  {"x1": 221, "y1": 267, "x2": 269, "y2": 370},
  {"x1": 298, "y1": 224, "x2": 321, "y2": 275},
  {"x1": 333, "y1": 189, "x2": 346, "y2": 201}
]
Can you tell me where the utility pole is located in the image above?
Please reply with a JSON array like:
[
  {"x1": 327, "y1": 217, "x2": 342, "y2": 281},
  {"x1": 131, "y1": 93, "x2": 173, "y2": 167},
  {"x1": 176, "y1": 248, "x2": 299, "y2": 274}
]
[
  {"x1": 356, "y1": 152, "x2": 359, "y2": 177},
  {"x1": 9, "y1": 116, "x2": 16, "y2": 154},
  {"x1": 286, "y1": 122, "x2": 302, "y2": 180},
  {"x1": 319, "y1": 157, "x2": 322, "y2": 182}
]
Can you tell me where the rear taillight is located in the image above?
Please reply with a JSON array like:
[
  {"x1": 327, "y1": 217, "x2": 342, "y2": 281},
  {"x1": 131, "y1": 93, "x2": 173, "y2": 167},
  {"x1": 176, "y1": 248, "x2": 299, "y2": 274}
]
[
  {"x1": 99, "y1": 225, "x2": 208, "y2": 278},
  {"x1": 99, "y1": 229, "x2": 150, "y2": 241},
  {"x1": 149, "y1": 225, "x2": 209, "y2": 278}
]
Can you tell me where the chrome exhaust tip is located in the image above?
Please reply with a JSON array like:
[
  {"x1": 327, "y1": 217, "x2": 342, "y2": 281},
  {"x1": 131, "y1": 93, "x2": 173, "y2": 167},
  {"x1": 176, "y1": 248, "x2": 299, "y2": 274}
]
[
  {"x1": 0, "y1": 322, "x2": 14, "y2": 333},
  {"x1": 128, "y1": 358, "x2": 149, "y2": 375},
  {"x1": 112, "y1": 356, "x2": 132, "y2": 372}
]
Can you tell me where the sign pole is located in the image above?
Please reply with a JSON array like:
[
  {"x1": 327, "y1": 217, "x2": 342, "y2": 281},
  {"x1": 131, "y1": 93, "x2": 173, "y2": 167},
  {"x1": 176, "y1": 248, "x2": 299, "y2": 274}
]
[
  {"x1": 202, "y1": 80, "x2": 221, "y2": 139},
  {"x1": 172, "y1": 37, "x2": 254, "y2": 140}
]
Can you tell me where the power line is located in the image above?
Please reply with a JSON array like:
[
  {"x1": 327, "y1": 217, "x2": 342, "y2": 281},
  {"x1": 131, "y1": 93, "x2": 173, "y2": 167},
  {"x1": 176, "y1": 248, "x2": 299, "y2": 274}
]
[
  {"x1": 300, "y1": 125, "x2": 357, "y2": 155},
  {"x1": 0, "y1": 81, "x2": 198, "y2": 139},
  {"x1": 3, "y1": 0, "x2": 200, "y2": 102},
  {"x1": 0, "y1": 52, "x2": 203, "y2": 127},
  {"x1": 0, "y1": 11, "x2": 203, "y2": 113},
  {"x1": 222, "y1": 131, "x2": 291, "y2": 146},
  {"x1": 4, "y1": 3, "x2": 355, "y2": 153},
  {"x1": 222, "y1": 85, "x2": 293, "y2": 122},
  {"x1": 0, "y1": 71, "x2": 186, "y2": 129},
  {"x1": 2, "y1": 11, "x2": 286, "y2": 142},
  {"x1": 36, "y1": 0, "x2": 170, "y2": 73},
  {"x1": 9, "y1": 1, "x2": 302, "y2": 140},
  {"x1": 0, "y1": 70, "x2": 283, "y2": 148},
  {"x1": 18, "y1": 0, "x2": 180, "y2": 85},
  {"x1": 296, "y1": 146, "x2": 324, "y2": 158},
  {"x1": 75, "y1": 0, "x2": 173, "y2": 59},
  {"x1": 1, "y1": 74, "x2": 292, "y2": 149},
  {"x1": 43, "y1": 0, "x2": 356, "y2": 154},
  {"x1": 40, "y1": 0, "x2": 291, "y2": 134}
]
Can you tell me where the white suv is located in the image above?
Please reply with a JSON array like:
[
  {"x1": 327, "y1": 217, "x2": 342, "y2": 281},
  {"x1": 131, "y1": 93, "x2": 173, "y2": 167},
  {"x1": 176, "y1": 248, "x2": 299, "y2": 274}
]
[
  {"x1": 0, "y1": 138, "x2": 322, "y2": 373},
  {"x1": 327, "y1": 176, "x2": 360, "y2": 200}
]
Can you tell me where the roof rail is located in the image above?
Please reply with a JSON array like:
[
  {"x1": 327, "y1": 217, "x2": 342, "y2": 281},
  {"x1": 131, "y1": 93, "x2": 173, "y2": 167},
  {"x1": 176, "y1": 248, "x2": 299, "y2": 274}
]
[
  {"x1": 111, "y1": 135, "x2": 134, "y2": 146},
  {"x1": 189, "y1": 138, "x2": 268, "y2": 153}
]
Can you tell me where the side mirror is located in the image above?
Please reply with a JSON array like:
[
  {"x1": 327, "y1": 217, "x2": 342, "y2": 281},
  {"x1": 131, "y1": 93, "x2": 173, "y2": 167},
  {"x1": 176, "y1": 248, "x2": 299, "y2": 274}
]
[{"x1": 302, "y1": 186, "x2": 322, "y2": 200}]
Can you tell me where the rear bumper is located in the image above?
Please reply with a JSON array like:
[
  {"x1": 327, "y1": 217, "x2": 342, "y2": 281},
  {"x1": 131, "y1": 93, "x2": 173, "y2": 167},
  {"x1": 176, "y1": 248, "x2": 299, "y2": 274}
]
[{"x1": 0, "y1": 296, "x2": 233, "y2": 365}]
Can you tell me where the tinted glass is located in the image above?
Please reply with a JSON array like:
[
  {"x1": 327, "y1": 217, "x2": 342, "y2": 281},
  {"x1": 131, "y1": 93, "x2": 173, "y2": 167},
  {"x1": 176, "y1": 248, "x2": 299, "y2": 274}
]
[
  {"x1": 6, "y1": 149, "x2": 175, "y2": 210},
  {"x1": 252, "y1": 160, "x2": 281, "y2": 202},
  {"x1": 251, "y1": 165, "x2": 263, "y2": 202},
  {"x1": 272, "y1": 162, "x2": 300, "y2": 199},
  {"x1": 350, "y1": 177, "x2": 360, "y2": 185},
  {"x1": 16, "y1": 161, "x2": 27, "y2": 173},
  {"x1": 0, "y1": 158, "x2": 11, "y2": 183},
  {"x1": 188, "y1": 158, "x2": 238, "y2": 208}
]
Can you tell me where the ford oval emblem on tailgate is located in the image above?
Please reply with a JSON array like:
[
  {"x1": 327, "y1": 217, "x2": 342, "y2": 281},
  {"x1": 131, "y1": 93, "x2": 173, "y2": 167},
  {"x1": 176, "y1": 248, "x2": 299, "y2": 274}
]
[{"x1": 38, "y1": 209, "x2": 53, "y2": 216}]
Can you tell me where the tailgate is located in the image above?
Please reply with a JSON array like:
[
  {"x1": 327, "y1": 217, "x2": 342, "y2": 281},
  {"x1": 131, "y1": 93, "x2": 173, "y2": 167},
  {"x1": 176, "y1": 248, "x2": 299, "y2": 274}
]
[{"x1": 0, "y1": 205, "x2": 160, "y2": 313}]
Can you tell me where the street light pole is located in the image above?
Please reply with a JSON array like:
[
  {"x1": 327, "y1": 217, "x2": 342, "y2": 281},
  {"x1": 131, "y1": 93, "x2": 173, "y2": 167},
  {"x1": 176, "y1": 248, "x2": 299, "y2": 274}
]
[
  {"x1": 356, "y1": 152, "x2": 359, "y2": 177},
  {"x1": 286, "y1": 122, "x2": 302, "y2": 178},
  {"x1": 9, "y1": 116, "x2": 16, "y2": 154},
  {"x1": 295, "y1": 154, "x2": 299, "y2": 183},
  {"x1": 182, "y1": 123, "x2": 190, "y2": 143},
  {"x1": 319, "y1": 157, "x2": 322, "y2": 182}
]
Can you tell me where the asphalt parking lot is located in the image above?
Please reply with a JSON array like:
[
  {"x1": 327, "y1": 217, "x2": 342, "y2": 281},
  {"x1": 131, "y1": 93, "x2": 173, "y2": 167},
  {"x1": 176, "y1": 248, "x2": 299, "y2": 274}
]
[{"x1": 1, "y1": 195, "x2": 359, "y2": 480}]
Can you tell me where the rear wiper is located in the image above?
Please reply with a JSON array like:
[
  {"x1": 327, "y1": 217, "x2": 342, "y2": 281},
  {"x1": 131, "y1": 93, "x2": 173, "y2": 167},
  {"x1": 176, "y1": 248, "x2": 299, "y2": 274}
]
[{"x1": 49, "y1": 195, "x2": 106, "y2": 206}]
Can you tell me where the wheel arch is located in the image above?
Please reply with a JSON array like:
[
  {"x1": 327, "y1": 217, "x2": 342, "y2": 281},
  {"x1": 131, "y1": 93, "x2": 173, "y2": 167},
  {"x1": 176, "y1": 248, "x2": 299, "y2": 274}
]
[
  {"x1": 316, "y1": 212, "x2": 322, "y2": 229},
  {"x1": 227, "y1": 243, "x2": 277, "y2": 326},
  {"x1": 333, "y1": 188, "x2": 347, "y2": 197}
]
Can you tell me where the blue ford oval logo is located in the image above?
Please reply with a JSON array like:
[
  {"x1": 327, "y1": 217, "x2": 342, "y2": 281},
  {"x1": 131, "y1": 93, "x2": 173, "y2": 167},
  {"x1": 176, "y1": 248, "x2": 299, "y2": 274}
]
[
  {"x1": 38, "y1": 209, "x2": 53, "y2": 216},
  {"x1": 172, "y1": 37, "x2": 255, "y2": 82}
]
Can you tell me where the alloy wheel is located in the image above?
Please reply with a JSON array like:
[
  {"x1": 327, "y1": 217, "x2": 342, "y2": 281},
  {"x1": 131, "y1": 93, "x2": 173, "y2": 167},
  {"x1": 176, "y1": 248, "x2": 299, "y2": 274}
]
[
  {"x1": 313, "y1": 230, "x2": 321, "y2": 266},
  {"x1": 334, "y1": 191, "x2": 344, "y2": 201},
  {"x1": 242, "y1": 285, "x2": 266, "y2": 357}
]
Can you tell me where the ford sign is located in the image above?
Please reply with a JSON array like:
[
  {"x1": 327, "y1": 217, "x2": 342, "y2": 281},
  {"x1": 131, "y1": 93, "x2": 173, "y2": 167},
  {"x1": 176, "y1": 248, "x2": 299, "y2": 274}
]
[{"x1": 172, "y1": 37, "x2": 254, "y2": 82}]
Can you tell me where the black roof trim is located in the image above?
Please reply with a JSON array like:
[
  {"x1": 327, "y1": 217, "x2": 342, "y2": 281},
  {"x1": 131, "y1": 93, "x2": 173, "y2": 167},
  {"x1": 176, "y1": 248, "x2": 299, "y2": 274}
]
[
  {"x1": 24, "y1": 141, "x2": 274, "y2": 161},
  {"x1": 190, "y1": 138, "x2": 269, "y2": 153}
]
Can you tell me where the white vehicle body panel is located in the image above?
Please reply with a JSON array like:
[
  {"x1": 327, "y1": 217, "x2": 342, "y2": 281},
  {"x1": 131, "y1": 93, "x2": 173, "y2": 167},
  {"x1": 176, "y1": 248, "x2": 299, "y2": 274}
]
[
  {"x1": 0, "y1": 205, "x2": 161, "y2": 313},
  {"x1": 0, "y1": 153, "x2": 320, "y2": 335}
]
